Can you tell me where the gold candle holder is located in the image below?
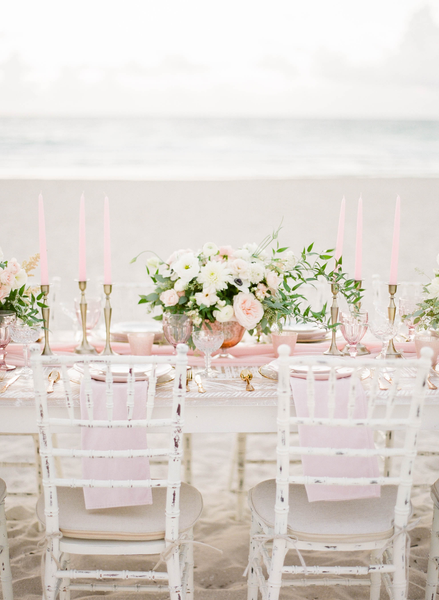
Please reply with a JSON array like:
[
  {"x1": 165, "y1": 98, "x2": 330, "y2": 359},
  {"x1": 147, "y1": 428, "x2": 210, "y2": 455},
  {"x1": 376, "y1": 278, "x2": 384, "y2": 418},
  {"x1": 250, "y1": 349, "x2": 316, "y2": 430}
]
[
  {"x1": 323, "y1": 282, "x2": 343, "y2": 356},
  {"x1": 75, "y1": 281, "x2": 97, "y2": 355},
  {"x1": 341, "y1": 280, "x2": 370, "y2": 356},
  {"x1": 100, "y1": 283, "x2": 115, "y2": 355},
  {"x1": 382, "y1": 283, "x2": 403, "y2": 359},
  {"x1": 40, "y1": 284, "x2": 53, "y2": 356}
]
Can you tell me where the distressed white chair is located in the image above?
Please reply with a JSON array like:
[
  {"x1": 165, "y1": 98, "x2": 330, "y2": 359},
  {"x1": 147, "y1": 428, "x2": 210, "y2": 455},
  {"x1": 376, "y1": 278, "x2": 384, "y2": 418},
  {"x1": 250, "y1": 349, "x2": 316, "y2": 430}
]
[
  {"x1": 246, "y1": 345, "x2": 431, "y2": 600},
  {"x1": 0, "y1": 478, "x2": 13, "y2": 599},
  {"x1": 425, "y1": 480, "x2": 439, "y2": 600},
  {"x1": 31, "y1": 344, "x2": 203, "y2": 600}
]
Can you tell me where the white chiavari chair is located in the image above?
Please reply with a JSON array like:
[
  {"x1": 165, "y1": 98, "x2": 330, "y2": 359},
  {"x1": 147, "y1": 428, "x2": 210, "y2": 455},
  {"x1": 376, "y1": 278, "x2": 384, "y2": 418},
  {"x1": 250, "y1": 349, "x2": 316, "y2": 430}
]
[
  {"x1": 31, "y1": 343, "x2": 203, "y2": 600},
  {"x1": 246, "y1": 345, "x2": 431, "y2": 600},
  {"x1": 0, "y1": 478, "x2": 13, "y2": 599},
  {"x1": 425, "y1": 480, "x2": 439, "y2": 600}
]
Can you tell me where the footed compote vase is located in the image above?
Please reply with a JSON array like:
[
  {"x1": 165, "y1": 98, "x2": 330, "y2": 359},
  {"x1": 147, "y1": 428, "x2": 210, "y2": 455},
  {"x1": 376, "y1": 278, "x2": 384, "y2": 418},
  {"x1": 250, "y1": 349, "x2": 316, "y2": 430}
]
[{"x1": 213, "y1": 321, "x2": 245, "y2": 359}]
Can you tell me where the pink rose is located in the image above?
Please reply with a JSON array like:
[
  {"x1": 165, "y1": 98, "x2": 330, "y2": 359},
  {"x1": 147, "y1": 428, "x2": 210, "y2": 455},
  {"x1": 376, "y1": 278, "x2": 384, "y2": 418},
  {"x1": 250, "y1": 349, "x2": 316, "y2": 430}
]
[
  {"x1": 219, "y1": 245, "x2": 234, "y2": 258},
  {"x1": 166, "y1": 249, "x2": 193, "y2": 266},
  {"x1": 0, "y1": 268, "x2": 15, "y2": 287},
  {"x1": 255, "y1": 283, "x2": 268, "y2": 300},
  {"x1": 233, "y1": 292, "x2": 264, "y2": 330},
  {"x1": 7, "y1": 258, "x2": 20, "y2": 275},
  {"x1": 0, "y1": 286, "x2": 10, "y2": 301},
  {"x1": 265, "y1": 270, "x2": 280, "y2": 291},
  {"x1": 160, "y1": 289, "x2": 179, "y2": 307}
]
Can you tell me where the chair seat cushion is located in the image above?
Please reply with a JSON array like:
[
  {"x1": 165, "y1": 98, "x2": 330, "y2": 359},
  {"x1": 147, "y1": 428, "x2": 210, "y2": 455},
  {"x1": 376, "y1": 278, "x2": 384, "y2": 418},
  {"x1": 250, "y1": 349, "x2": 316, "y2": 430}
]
[
  {"x1": 36, "y1": 483, "x2": 203, "y2": 541},
  {"x1": 0, "y1": 478, "x2": 6, "y2": 503},
  {"x1": 249, "y1": 479, "x2": 401, "y2": 543}
]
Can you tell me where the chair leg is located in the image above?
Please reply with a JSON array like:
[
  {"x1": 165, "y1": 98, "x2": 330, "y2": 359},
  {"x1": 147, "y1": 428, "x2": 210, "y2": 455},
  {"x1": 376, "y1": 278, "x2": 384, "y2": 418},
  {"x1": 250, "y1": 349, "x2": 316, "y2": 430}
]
[
  {"x1": 185, "y1": 530, "x2": 194, "y2": 600},
  {"x1": 426, "y1": 504, "x2": 439, "y2": 600},
  {"x1": 0, "y1": 497, "x2": 13, "y2": 600},
  {"x1": 236, "y1": 433, "x2": 247, "y2": 521},
  {"x1": 267, "y1": 539, "x2": 286, "y2": 600},
  {"x1": 167, "y1": 545, "x2": 183, "y2": 600},
  {"x1": 44, "y1": 536, "x2": 61, "y2": 600},
  {"x1": 392, "y1": 528, "x2": 408, "y2": 600},
  {"x1": 370, "y1": 548, "x2": 382, "y2": 600},
  {"x1": 59, "y1": 553, "x2": 70, "y2": 600},
  {"x1": 247, "y1": 515, "x2": 260, "y2": 600},
  {"x1": 183, "y1": 434, "x2": 192, "y2": 485},
  {"x1": 32, "y1": 434, "x2": 43, "y2": 496}
]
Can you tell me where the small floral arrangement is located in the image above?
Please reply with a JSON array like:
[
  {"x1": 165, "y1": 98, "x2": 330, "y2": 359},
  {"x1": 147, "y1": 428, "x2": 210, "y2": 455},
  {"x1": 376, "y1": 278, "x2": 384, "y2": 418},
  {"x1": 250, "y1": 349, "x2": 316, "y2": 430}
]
[
  {"x1": 409, "y1": 254, "x2": 439, "y2": 331},
  {"x1": 132, "y1": 226, "x2": 343, "y2": 335},
  {"x1": 0, "y1": 249, "x2": 44, "y2": 325}
]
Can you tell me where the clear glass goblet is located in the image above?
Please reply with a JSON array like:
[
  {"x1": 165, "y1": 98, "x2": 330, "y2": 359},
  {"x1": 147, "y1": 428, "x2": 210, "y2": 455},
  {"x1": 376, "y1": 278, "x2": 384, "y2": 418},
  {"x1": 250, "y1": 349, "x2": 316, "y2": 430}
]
[
  {"x1": 74, "y1": 296, "x2": 102, "y2": 333},
  {"x1": 339, "y1": 311, "x2": 368, "y2": 358},
  {"x1": 162, "y1": 313, "x2": 193, "y2": 353},
  {"x1": 0, "y1": 311, "x2": 17, "y2": 371},
  {"x1": 10, "y1": 320, "x2": 42, "y2": 379},
  {"x1": 192, "y1": 322, "x2": 224, "y2": 378},
  {"x1": 369, "y1": 313, "x2": 397, "y2": 360},
  {"x1": 399, "y1": 297, "x2": 422, "y2": 341}
]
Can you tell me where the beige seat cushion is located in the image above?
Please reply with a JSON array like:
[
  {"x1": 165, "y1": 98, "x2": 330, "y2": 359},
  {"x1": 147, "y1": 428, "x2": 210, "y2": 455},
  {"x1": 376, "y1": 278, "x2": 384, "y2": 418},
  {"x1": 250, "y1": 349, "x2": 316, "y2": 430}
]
[
  {"x1": 249, "y1": 479, "x2": 401, "y2": 543},
  {"x1": 431, "y1": 479, "x2": 439, "y2": 508},
  {"x1": 37, "y1": 483, "x2": 203, "y2": 541},
  {"x1": 0, "y1": 478, "x2": 6, "y2": 503}
]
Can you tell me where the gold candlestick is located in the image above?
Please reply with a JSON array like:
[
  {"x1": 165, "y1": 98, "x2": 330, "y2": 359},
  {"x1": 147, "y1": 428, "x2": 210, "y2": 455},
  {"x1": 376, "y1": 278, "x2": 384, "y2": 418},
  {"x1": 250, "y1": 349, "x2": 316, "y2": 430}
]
[
  {"x1": 40, "y1": 284, "x2": 53, "y2": 356},
  {"x1": 342, "y1": 280, "x2": 370, "y2": 356},
  {"x1": 323, "y1": 282, "x2": 343, "y2": 356},
  {"x1": 100, "y1": 283, "x2": 115, "y2": 355},
  {"x1": 382, "y1": 283, "x2": 403, "y2": 359},
  {"x1": 75, "y1": 281, "x2": 97, "y2": 355}
]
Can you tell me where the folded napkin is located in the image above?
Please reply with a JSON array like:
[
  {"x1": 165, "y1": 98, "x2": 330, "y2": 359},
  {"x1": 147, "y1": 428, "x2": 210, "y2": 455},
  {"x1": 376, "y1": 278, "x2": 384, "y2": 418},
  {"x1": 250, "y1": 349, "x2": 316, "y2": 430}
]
[
  {"x1": 80, "y1": 379, "x2": 153, "y2": 510},
  {"x1": 291, "y1": 376, "x2": 380, "y2": 502}
]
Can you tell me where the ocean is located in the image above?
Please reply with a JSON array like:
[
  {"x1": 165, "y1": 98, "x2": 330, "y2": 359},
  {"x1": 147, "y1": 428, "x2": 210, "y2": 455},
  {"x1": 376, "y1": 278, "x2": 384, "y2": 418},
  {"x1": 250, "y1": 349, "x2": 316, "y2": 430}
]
[{"x1": 0, "y1": 117, "x2": 439, "y2": 179}]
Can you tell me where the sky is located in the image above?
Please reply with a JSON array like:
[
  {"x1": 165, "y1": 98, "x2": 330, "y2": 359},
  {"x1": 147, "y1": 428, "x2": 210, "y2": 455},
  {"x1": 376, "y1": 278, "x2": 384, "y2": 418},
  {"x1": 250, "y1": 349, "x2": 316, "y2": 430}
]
[{"x1": 1, "y1": 0, "x2": 439, "y2": 118}]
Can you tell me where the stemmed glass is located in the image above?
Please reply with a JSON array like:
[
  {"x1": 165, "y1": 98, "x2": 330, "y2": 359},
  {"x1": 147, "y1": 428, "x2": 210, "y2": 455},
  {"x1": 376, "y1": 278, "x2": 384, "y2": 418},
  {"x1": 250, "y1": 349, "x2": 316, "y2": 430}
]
[
  {"x1": 0, "y1": 311, "x2": 17, "y2": 371},
  {"x1": 10, "y1": 319, "x2": 42, "y2": 379},
  {"x1": 192, "y1": 322, "x2": 224, "y2": 378},
  {"x1": 399, "y1": 296, "x2": 422, "y2": 341},
  {"x1": 369, "y1": 312, "x2": 397, "y2": 360},
  {"x1": 339, "y1": 311, "x2": 368, "y2": 358},
  {"x1": 74, "y1": 296, "x2": 102, "y2": 334},
  {"x1": 162, "y1": 314, "x2": 193, "y2": 353}
]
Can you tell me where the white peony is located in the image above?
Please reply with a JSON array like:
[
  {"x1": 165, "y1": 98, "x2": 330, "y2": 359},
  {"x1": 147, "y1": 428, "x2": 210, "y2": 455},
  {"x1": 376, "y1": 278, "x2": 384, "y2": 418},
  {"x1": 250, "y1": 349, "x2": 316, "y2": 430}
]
[
  {"x1": 146, "y1": 256, "x2": 161, "y2": 271},
  {"x1": 202, "y1": 242, "x2": 219, "y2": 257},
  {"x1": 195, "y1": 289, "x2": 218, "y2": 307},
  {"x1": 232, "y1": 248, "x2": 252, "y2": 261},
  {"x1": 214, "y1": 305, "x2": 234, "y2": 322},
  {"x1": 248, "y1": 261, "x2": 265, "y2": 284},
  {"x1": 198, "y1": 261, "x2": 231, "y2": 292},
  {"x1": 282, "y1": 251, "x2": 298, "y2": 271},
  {"x1": 173, "y1": 253, "x2": 200, "y2": 281},
  {"x1": 12, "y1": 269, "x2": 27, "y2": 290},
  {"x1": 428, "y1": 277, "x2": 439, "y2": 299},
  {"x1": 230, "y1": 258, "x2": 250, "y2": 280}
]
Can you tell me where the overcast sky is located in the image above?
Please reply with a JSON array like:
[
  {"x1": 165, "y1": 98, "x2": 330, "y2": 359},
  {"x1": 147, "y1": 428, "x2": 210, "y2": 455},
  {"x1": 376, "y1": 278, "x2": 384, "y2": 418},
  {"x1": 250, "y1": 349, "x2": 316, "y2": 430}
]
[{"x1": 1, "y1": 0, "x2": 439, "y2": 118}]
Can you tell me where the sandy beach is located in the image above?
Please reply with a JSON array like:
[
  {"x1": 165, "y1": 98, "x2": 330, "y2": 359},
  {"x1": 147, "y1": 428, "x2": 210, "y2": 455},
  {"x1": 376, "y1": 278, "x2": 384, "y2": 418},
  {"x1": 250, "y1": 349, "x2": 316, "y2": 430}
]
[{"x1": 1, "y1": 176, "x2": 439, "y2": 599}]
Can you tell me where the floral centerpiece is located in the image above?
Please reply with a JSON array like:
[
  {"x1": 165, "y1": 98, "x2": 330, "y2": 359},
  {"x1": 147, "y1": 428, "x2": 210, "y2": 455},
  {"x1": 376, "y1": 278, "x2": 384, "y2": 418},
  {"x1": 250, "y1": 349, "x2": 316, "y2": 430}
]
[
  {"x1": 409, "y1": 254, "x2": 439, "y2": 332},
  {"x1": 132, "y1": 227, "x2": 354, "y2": 337},
  {"x1": 0, "y1": 249, "x2": 44, "y2": 325}
]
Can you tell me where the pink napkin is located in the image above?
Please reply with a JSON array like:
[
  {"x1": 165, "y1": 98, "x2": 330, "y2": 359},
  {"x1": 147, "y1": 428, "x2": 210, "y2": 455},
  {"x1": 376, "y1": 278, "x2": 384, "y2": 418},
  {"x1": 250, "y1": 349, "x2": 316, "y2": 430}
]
[
  {"x1": 291, "y1": 376, "x2": 380, "y2": 502},
  {"x1": 80, "y1": 379, "x2": 153, "y2": 510}
]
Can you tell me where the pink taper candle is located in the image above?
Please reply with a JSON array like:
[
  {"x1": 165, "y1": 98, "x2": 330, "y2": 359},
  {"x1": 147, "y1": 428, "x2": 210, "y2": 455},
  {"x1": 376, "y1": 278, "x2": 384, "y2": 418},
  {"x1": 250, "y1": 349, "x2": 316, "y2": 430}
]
[
  {"x1": 79, "y1": 194, "x2": 87, "y2": 281},
  {"x1": 389, "y1": 196, "x2": 400, "y2": 285},
  {"x1": 38, "y1": 193, "x2": 49, "y2": 285},
  {"x1": 104, "y1": 196, "x2": 112, "y2": 285},
  {"x1": 335, "y1": 196, "x2": 346, "y2": 269},
  {"x1": 354, "y1": 196, "x2": 363, "y2": 281}
]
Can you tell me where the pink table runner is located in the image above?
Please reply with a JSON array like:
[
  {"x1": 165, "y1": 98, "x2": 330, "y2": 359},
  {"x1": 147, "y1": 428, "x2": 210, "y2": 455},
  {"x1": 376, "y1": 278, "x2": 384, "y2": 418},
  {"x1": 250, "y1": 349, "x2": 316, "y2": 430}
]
[
  {"x1": 291, "y1": 376, "x2": 380, "y2": 502},
  {"x1": 80, "y1": 379, "x2": 153, "y2": 510}
]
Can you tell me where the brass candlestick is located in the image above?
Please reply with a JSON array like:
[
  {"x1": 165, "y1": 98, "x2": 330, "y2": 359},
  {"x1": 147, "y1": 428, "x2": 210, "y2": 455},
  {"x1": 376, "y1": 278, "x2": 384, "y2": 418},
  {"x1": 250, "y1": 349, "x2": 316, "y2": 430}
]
[
  {"x1": 342, "y1": 280, "x2": 370, "y2": 356},
  {"x1": 100, "y1": 283, "x2": 115, "y2": 355},
  {"x1": 75, "y1": 281, "x2": 97, "y2": 355},
  {"x1": 383, "y1": 283, "x2": 403, "y2": 359},
  {"x1": 323, "y1": 282, "x2": 343, "y2": 356},
  {"x1": 40, "y1": 284, "x2": 53, "y2": 356}
]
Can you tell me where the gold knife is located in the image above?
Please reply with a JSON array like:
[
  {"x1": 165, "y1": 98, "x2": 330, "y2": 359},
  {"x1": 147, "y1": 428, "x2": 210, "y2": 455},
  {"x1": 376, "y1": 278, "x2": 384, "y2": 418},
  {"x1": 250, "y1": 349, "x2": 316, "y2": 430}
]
[
  {"x1": 194, "y1": 374, "x2": 206, "y2": 394},
  {"x1": 0, "y1": 374, "x2": 21, "y2": 394}
]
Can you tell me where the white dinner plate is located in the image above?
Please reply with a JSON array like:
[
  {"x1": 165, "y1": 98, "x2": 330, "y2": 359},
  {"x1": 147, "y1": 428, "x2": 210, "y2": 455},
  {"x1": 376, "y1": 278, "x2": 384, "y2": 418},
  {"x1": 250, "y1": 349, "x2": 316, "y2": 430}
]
[
  {"x1": 267, "y1": 360, "x2": 353, "y2": 380},
  {"x1": 73, "y1": 362, "x2": 172, "y2": 383}
]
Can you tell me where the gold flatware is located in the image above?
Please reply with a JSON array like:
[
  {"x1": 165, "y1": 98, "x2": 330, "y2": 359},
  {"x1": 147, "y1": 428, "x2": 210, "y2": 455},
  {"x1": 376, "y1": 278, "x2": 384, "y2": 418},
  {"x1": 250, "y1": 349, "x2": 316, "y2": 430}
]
[
  {"x1": 0, "y1": 374, "x2": 21, "y2": 394},
  {"x1": 427, "y1": 374, "x2": 437, "y2": 390},
  {"x1": 47, "y1": 370, "x2": 61, "y2": 394},
  {"x1": 194, "y1": 374, "x2": 206, "y2": 394},
  {"x1": 0, "y1": 369, "x2": 6, "y2": 382},
  {"x1": 240, "y1": 369, "x2": 255, "y2": 392},
  {"x1": 186, "y1": 368, "x2": 192, "y2": 393}
]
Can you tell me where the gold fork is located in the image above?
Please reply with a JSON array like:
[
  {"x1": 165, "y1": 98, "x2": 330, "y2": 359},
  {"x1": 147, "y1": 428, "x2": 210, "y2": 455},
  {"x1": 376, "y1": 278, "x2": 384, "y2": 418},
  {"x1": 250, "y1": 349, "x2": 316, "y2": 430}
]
[{"x1": 186, "y1": 368, "x2": 192, "y2": 392}]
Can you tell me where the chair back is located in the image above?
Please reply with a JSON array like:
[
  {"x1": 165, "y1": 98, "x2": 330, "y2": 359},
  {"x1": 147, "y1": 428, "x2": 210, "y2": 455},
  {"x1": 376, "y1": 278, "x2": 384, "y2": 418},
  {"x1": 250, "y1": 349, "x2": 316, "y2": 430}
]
[
  {"x1": 275, "y1": 345, "x2": 431, "y2": 537},
  {"x1": 30, "y1": 344, "x2": 188, "y2": 546}
]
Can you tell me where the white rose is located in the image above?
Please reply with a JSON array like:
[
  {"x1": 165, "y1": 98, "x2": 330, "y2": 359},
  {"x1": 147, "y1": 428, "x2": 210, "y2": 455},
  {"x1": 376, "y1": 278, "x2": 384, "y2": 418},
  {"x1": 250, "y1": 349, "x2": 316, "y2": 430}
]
[
  {"x1": 160, "y1": 289, "x2": 179, "y2": 307},
  {"x1": 12, "y1": 269, "x2": 27, "y2": 290},
  {"x1": 428, "y1": 277, "x2": 439, "y2": 299},
  {"x1": 146, "y1": 256, "x2": 161, "y2": 271},
  {"x1": 283, "y1": 251, "x2": 298, "y2": 271},
  {"x1": 248, "y1": 261, "x2": 265, "y2": 284},
  {"x1": 203, "y1": 242, "x2": 219, "y2": 257},
  {"x1": 174, "y1": 279, "x2": 187, "y2": 293},
  {"x1": 214, "y1": 305, "x2": 234, "y2": 322},
  {"x1": 173, "y1": 253, "x2": 200, "y2": 281},
  {"x1": 232, "y1": 248, "x2": 252, "y2": 261},
  {"x1": 230, "y1": 258, "x2": 250, "y2": 280}
]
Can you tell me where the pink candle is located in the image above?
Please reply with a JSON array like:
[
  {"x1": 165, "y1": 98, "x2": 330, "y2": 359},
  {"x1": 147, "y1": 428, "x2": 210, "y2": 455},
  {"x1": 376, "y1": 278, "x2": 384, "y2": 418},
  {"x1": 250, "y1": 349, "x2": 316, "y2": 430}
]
[
  {"x1": 79, "y1": 194, "x2": 87, "y2": 281},
  {"x1": 104, "y1": 196, "x2": 112, "y2": 285},
  {"x1": 354, "y1": 196, "x2": 363, "y2": 281},
  {"x1": 38, "y1": 193, "x2": 49, "y2": 285},
  {"x1": 335, "y1": 196, "x2": 346, "y2": 269},
  {"x1": 389, "y1": 196, "x2": 400, "y2": 285}
]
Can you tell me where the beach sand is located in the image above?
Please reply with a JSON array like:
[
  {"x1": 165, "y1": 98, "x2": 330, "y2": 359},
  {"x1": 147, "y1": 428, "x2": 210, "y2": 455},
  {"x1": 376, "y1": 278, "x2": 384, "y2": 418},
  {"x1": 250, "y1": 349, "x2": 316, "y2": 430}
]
[{"x1": 1, "y1": 177, "x2": 439, "y2": 598}]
